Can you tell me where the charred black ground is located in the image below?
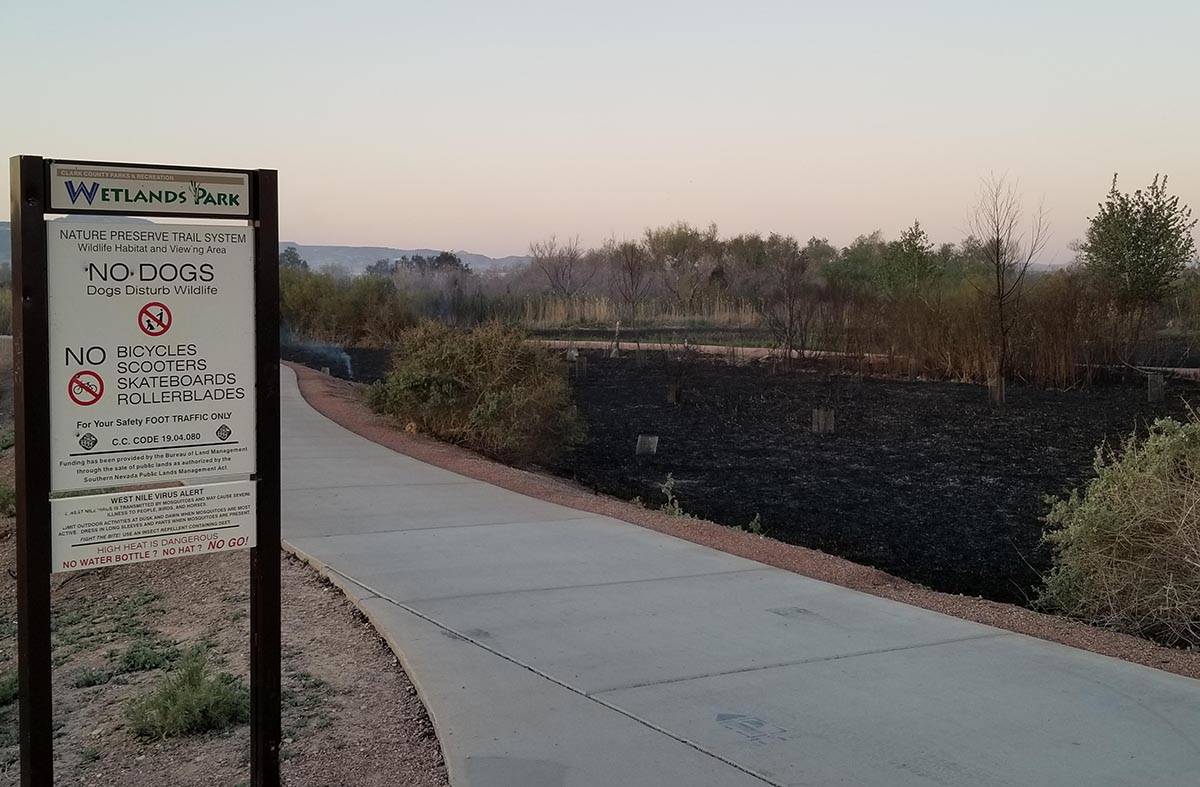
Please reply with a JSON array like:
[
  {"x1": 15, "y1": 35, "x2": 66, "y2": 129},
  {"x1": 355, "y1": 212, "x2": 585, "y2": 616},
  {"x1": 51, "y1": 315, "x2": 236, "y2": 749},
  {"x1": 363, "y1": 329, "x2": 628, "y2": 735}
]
[
  {"x1": 548, "y1": 351, "x2": 1200, "y2": 604},
  {"x1": 283, "y1": 344, "x2": 392, "y2": 383}
]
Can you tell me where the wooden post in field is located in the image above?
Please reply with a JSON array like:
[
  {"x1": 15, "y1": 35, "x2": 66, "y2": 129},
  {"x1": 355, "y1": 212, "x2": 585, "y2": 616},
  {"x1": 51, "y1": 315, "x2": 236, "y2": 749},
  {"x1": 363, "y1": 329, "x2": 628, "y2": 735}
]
[
  {"x1": 988, "y1": 377, "x2": 1005, "y2": 406},
  {"x1": 1148, "y1": 373, "x2": 1165, "y2": 403},
  {"x1": 812, "y1": 408, "x2": 835, "y2": 434}
]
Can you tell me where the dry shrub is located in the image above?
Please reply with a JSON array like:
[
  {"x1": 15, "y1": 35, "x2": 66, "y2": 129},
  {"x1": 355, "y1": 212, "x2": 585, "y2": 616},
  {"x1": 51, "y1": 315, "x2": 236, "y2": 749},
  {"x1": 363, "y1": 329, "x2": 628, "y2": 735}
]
[
  {"x1": 1013, "y1": 270, "x2": 1119, "y2": 388},
  {"x1": 368, "y1": 321, "x2": 583, "y2": 464},
  {"x1": 1040, "y1": 417, "x2": 1200, "y2": 646},
  {"x1": 854, "y1": 270, "x2": 1126, "y2": 388},
  {"x1": 520, "y1": 293, "x2": 759, "y2": 329}
]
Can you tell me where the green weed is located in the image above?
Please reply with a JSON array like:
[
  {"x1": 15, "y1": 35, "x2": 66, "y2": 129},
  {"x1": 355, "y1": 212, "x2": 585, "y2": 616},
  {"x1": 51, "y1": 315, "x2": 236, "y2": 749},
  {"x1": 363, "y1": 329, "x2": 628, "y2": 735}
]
[
  {"x1": 658, "y1": 474, "x2": 687, "y2": 517},
  {"x1": 71, "y1": 667, "x2": 113, "y2": 688},
  {"x1": 0, "y1": 671, "x2": 18, "y2": 706},
  {"x1": 114, "y1": 637, "x2": 179, "y2": 674},
  {"x1": 282, "y1": 670, "x2": 333, "y2": 739},
  {"x1": 0, "y1": 486, "x2": 14, "y2": 518},
  {"x1": 126, "y1": 648, "x2": 249, "y2": 740}
]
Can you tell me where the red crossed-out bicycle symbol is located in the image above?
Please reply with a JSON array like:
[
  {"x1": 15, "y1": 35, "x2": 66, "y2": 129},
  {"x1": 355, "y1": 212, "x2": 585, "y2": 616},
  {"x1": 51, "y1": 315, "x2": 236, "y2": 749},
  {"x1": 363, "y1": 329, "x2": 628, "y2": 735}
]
[{"x1": 68, "y1": 370, "x2": 104, "y2": 406}]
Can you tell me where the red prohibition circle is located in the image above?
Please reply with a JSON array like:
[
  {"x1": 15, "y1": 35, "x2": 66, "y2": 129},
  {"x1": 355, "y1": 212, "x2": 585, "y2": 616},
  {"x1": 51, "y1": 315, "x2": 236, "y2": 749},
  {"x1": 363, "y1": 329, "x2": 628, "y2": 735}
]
[
  {"x1": 68, "y1": 370, "x2": 104, "y2": 406},
  {"x1": 138, "y1": 301, "x2": 173, "y2": 336}
]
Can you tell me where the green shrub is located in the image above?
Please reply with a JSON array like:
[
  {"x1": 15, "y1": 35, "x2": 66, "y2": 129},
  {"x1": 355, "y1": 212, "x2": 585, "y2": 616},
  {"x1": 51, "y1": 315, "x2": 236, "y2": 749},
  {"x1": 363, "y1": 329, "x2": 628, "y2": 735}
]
[
  {"x1": 71, "y1": 667, "x2": 113, "y2": 688},
  {"x1": 1040, "y1": 417, "x2": 1200, "y2": 646},
  {"x1": 368, "y1": 322, "x2": 583, "y2": 464},
  {"x1": 126, "y1": 648, "x2": 249, "y2": 739},
  {"x1": 0, "y1": 485, "x2": 14, "y2": 517},
  {"x1": 0, "y1": 671, "x2": 18, "y2": 706},
  {"x1": 115, "y1": 638, "x2": 179, "y2": 673}
]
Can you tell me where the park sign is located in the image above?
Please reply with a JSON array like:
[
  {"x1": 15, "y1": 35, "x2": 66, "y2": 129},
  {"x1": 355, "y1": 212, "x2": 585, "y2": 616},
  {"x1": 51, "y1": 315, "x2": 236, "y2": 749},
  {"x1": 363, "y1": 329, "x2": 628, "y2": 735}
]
[
  {"x1": 10, "y1": 156, "x2": 281, "y2": 786},
  {"x1": 49, "y1": 162, "x2": 251, "y2": 217}
]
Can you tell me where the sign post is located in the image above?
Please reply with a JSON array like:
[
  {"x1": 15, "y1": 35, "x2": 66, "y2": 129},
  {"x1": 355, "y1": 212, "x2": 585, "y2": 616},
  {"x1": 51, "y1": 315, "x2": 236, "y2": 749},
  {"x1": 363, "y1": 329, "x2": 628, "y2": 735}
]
[{"x1": 9, "y1": 157, "x2": 280, "y2": 786}]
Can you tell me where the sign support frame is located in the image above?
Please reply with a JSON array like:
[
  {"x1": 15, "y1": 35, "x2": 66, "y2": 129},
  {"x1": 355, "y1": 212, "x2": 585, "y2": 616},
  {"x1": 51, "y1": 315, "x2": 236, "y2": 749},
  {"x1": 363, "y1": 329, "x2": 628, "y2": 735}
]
[
  {"x1": 8, "y1": 156, "x2": 281, "y2": 786},
  {"x1": 12, "y1": 154, "x2": 53, "y2": 787},
  {"x1": 250, "y1": 169, "x2": 281, "y2": 787}
]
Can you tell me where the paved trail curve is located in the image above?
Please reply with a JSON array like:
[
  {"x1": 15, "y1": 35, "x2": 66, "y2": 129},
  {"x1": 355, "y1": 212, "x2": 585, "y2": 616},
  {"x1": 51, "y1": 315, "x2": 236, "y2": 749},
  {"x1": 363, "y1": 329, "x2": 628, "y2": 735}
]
[{"x1": 280, "y1": 366, "x2": 1200, "y2": 787}]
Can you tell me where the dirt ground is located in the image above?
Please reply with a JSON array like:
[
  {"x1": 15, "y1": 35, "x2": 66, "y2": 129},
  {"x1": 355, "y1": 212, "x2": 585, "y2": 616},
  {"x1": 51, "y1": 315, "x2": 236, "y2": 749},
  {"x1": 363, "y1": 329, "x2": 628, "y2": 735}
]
[
  {"x1": 288, "y1": 362, "x2": 1200, "y2": 682},
  {"x1": 550, "y1": 351, "x2": 1200, "y2": 604},
  {"x1": 0, "y1": 446, "x2": 447, "y2": 786}
]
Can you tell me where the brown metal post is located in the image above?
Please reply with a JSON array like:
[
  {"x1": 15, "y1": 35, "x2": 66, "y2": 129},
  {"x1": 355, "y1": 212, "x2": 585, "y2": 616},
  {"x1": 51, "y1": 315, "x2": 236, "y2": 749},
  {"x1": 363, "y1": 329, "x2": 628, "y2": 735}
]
[
  {"x1": 11, "y1": 156, "x2": 53, "y2": 786},
  {"x1": 249, "y1": 169, "x2": 281, "y2": 787}
]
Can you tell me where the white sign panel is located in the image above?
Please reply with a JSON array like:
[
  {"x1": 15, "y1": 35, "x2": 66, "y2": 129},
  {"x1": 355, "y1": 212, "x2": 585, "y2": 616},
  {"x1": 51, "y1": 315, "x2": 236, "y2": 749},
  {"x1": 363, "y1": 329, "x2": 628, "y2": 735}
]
[
  {"x1": 48, "y1": 219, "x2": 256, "y2": 492},
  {"x1": 49, "y1": 162, "x2": 251, "y2": 217},
  {"x1": 50, "y1": 480, "x2": 256, "y2": 573}
]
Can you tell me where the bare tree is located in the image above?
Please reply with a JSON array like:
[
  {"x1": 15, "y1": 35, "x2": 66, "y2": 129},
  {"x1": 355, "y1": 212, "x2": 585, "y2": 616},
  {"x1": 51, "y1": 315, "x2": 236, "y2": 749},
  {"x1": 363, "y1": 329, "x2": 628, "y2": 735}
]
[
  {"x1": 752, "y1": 233, "x2": 818, "y2": 366},
  {"x1": 607, "y1": 239, "x2": 654, "y2": 323},
  {"x1": 967, "y1": 175, "x2": 1049, "y2": 393},
  {"x1": 529, "y1": 235, "x2": 595, "y2": 298}
]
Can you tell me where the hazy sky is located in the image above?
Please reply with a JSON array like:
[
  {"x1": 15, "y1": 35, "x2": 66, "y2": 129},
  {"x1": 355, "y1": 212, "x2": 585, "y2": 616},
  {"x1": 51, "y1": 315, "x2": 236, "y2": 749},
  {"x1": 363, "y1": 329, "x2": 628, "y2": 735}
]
[{"x1": 4, "y1": 1, "x2": 1198, "y2": 260}]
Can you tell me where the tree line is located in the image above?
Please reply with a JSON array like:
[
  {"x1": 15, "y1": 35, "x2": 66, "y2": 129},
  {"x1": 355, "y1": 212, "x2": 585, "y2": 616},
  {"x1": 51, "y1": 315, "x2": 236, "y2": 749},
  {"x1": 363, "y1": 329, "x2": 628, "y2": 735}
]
[
  {"x1": 280, "y1": 173, "x2": 1196, "y2": 393},
  {"x1": 522, "y1": 174, "x2": 1196, "y2": 390}
]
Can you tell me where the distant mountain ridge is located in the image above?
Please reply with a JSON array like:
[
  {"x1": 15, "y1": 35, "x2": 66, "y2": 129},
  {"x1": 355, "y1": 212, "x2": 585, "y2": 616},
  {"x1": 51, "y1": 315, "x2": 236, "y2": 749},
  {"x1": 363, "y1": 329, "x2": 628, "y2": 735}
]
[
  {"x1": 279, "y1": 241, "x2": 530, "y2": 274},
  {"x1": 0, "y1": 222, "x2": 528, "y2": 273}
]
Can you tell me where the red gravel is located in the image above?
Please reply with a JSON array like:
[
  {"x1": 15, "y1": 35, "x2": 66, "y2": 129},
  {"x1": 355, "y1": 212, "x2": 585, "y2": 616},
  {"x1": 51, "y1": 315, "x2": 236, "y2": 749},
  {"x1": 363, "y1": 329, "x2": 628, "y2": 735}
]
[{"x1": 286, "y1": 362, "x2": 1200, "y2": 681}]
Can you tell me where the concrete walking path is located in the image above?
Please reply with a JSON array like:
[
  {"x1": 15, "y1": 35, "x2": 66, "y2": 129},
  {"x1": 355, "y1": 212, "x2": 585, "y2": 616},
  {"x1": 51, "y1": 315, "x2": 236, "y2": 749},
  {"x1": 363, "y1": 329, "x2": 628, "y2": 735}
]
[{"x1": 279, "y1": 366, "x2": 1200, "y2": 787}]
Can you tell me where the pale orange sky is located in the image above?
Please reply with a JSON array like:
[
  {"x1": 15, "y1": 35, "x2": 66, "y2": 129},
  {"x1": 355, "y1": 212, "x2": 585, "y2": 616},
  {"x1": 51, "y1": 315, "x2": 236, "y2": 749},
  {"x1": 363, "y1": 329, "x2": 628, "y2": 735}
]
[{"x1": 4, "y1": 1, "x2": 1198, "y2": 261}]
